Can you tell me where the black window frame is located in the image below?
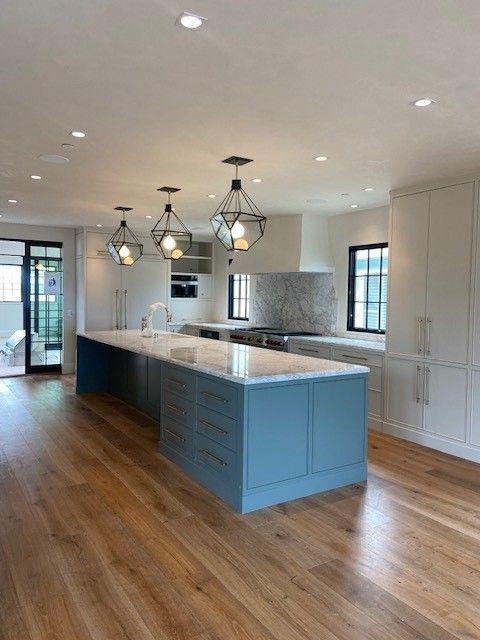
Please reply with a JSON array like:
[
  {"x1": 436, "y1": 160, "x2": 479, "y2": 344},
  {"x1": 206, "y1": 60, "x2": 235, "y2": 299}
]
[
  {"x1": 347, "y1": 242, "x2": 388, "y2": 334},
  {"x1": 228, "y1": 274, "x2": 250, "y2": 321}
]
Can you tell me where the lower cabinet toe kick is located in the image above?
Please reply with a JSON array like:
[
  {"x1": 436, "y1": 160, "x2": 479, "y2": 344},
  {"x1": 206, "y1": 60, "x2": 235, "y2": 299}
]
[{"x1": 76, "y1": 331, "x2": 369, "y2": 513}]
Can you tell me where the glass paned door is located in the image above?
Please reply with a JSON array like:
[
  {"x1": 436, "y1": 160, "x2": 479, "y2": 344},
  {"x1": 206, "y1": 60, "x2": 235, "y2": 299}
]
[{"x1": 26, "y1": 242, "x2": 63, "y2": 373}]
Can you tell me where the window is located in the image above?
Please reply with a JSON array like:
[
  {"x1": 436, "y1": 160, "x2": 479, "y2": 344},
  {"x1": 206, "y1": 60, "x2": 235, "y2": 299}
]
[
  {"x1": 228, "y1": 274, "x2": 250, "y2": 320},
  {"x1": 0, "y1": 264, "x2": 22, "y2": 302},
  {"x1": 348, "y1": 243, "x2": 388, "y2": 333}
]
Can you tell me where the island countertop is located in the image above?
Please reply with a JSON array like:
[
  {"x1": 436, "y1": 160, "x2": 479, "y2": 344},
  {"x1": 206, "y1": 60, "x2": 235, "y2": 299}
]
[{"x1": 78, "y1": 330, "x2": 368, "y2": 385}]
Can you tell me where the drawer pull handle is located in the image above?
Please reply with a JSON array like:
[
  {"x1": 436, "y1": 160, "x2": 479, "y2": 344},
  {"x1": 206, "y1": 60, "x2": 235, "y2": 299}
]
[
  {"x1": 166, "y1": 402, "x2": 186, "y2": 416},
  {"x1": 298, "y1": 347, "x2": 319, "y2": 354},
  {"x1": 199, "y1": 419, "x2": 227, "y2": 435},
  {"x1": 165, "y1": 429, "x2": 186, "y2": 444},
  {"x1": 340, "y1": 354, "x2": 368, "y2": 362},
  {"x1": 201, "y1": 391, "x2": 228, "y2": 404},
  {"x1": 200, "y1": 449, "x2": 227, "y2": 467},
  {"x1": 167, "y1": 377, "x2": 187, "y2": 389}
]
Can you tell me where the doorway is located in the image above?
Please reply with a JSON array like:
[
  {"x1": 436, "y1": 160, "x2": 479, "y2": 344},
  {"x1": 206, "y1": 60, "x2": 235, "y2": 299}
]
[{"x1": 0, "y1": 239, "x2": 64, "y2": 377}]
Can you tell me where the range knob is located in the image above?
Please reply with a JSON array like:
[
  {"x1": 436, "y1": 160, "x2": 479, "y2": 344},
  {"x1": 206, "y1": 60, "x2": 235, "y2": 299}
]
[{"x1": 248, "y1": 337, "x2": 253, "y2": 342}]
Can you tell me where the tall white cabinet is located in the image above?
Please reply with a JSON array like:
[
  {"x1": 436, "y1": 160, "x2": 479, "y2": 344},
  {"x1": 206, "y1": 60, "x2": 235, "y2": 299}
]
[
  {"x1": 385, "y1": 179, "x2": 480, "y2": 462},
  {"x1": 76, "y1": 229, "x2": 169, "y2": 332}
]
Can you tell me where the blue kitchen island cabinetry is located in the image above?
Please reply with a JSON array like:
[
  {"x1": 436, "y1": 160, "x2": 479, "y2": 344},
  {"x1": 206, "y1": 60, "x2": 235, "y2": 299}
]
[{"x1": 76, "y1": 331, "x2": 369, "y2": 513}]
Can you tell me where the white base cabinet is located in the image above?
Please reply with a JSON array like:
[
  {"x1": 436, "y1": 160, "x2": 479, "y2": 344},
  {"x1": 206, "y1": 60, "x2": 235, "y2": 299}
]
[
  {"x1": 386, "y1": 358, "x2": 468, "y2": 441},
  {"x1": 289, "y1": 340, "x2": 385, "y2": 431}
]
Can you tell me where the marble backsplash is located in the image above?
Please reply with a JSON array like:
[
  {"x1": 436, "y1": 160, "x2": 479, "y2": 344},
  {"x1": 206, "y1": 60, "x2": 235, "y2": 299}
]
[{"x1": 252, "y1": 272, "x2": 337, "y2": 335}]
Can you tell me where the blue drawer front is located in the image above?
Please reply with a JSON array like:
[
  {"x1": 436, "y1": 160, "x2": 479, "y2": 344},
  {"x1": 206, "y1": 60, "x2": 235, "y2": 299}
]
[
  {"x1": 163, "y1": 365, "x2": 195, "y2": 400},
  {"x1": 196, "y1": 405, "x2": 237, "y2": 452},
  {"x1": 196, "y1": 434, "x2": 237, "y2": 484},
  {"x1": 160, "y1": 417, "x2": 194, "y2": 459},
  {"x1": 197, "y1": 377, "x2": 238, "y2": 419},
  {"x1": 163, "y1": 390, "x2": 195, "y2": 427}
]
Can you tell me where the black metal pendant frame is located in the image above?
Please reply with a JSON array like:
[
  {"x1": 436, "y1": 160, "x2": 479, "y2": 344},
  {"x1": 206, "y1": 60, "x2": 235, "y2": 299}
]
[
  {"x1": 150, "y1": 187, "x2": 192, "y2": 260},
  {"x1": 210, "y1": 156, "x2": 266, "y2": 252},
  {"x1": 107, "y1": 207, "x2": 144, "y2": 266}
]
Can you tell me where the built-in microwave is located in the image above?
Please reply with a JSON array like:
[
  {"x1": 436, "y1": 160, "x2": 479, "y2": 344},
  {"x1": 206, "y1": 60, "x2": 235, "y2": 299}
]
[{"x1": 171, "y1": 275, "x2": 198, "y2": 298}]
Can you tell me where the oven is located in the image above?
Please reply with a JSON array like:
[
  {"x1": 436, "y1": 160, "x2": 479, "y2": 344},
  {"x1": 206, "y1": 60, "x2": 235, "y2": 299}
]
[{"x1": 171, "y1": 275, "x2": 198, "y2": 298}]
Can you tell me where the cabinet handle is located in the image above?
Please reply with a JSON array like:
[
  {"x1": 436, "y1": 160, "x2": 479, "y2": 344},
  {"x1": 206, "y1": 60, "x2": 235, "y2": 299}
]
[
  {"x1": 340, "y1": 354, "x2": 368, "y2": 362},
  {"x1": 201, "y1": 391, "x2": 228, "y2": 404},
  {"x1": 167, "y1": 378, "x2": 187, "y2": 389},
  {"x1": 199, "y1": 419, "x2": 227, "y2": 435},
  {"x1": 425, "y1": 317, "x2": 431, "y2": 356},
  {"x1": 417, "y1": 317, "x2": 424, "y2": 355},
  {"x1": 124, "y1": 289, "x2": 127, "y2": 330},
  {"x1": 200, "y1": 449, "x2": 227, "y2": 467},
  {"x1": 424, "y1": 366, "x2": 430, "y2": 405},
  {"x1": 166, "y1": 402, "x2": 186, "y2": 416},
  {"x1": 298, "y1": 347, "x2": 319, "y2": 354},
  {"x1": 416, "y1": 365, "x2": 422, "y2": 403},
  {"x1": 115, "y1": 289, "x2": 119, "y2": 330},
  {"x1": 165, "y1": 428, "x2": 186, "y2": 444}
]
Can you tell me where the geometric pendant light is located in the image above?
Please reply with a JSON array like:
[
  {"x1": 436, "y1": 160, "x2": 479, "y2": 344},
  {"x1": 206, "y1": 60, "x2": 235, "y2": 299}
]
[
  {"x1": 150, "y1": 187, "x2": 192, "y2": 260},
  {"x1": 106, "y1": 206, "x2": 144, "y2": 266},
  {"x1": 210, "y1": 156, "x2": 266, "y2": 252}
]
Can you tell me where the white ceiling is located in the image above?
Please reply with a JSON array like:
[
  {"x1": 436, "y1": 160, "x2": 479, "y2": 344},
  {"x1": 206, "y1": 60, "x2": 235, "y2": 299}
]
[{"x1": 2, "y1": 0, "x2": 480, "y2": 232}]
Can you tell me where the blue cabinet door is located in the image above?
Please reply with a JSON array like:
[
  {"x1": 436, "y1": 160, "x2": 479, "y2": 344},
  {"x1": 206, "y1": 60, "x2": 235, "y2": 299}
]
[
  {"x1": 312, "y1": 377, "x2": 366, "y2": 473},
  {"x1": 246, "y1": 384, "x2": 309, "y2": 489}
]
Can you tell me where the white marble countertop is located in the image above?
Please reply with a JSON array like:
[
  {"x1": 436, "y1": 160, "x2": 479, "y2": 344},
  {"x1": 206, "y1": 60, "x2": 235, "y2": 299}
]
[
  {"x1": 78, "y1": 330, "x2": 369, "y2": 385},
  {"x1": 184, "y1": 322, "x2": 251, "y2": 331},
  {"x1": 289, "y1": 335, "x2": 385, "y2": 353}
]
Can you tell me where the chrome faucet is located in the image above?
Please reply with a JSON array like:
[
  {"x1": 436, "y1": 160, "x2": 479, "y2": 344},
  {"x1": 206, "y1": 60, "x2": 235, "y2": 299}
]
[{"x1": 141, "y1": 301, "x2": 172, "y2": 337}]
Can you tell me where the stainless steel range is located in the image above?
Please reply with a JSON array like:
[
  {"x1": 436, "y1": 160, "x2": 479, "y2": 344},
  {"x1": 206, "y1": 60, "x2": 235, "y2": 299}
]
[{"x1": 229, "y1": 327, "x2": 320, "y2": 351}]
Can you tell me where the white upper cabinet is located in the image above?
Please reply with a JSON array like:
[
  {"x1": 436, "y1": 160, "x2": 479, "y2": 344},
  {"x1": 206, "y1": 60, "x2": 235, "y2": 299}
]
[
  {"x1": 388, "y1": 191, "x2": 429, "y2": 357},
  {"x1": 426, "y1": 183, "x2": 474, "y2": 364},
  {"x1": 388, "y1": 182, "x2": 474, "y2": 364}
]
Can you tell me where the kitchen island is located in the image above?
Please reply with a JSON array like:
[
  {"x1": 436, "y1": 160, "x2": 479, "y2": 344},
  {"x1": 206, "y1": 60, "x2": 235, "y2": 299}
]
[{"x1": 76, "y1": 330, "x2": 369, "y2": 513}]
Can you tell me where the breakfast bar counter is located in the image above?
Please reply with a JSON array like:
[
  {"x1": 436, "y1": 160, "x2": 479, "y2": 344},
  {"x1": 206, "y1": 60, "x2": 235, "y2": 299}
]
[{"x1": 76, "y1": 330, "x2": 369, "y2": 513}]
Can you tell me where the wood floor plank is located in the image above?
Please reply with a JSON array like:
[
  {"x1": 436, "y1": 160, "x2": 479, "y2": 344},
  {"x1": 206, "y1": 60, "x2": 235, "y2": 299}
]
[{"x1": 1, "y1": 375, "x2": 480, "y2": 640}]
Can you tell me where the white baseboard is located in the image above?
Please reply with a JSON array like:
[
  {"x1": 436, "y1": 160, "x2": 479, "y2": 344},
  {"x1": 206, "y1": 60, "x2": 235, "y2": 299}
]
[
  {"x1": 382, "y1": 421, "x2": 480, "y2": 464},
  {"x1": 62, "y1": 362, "x2": 75, "y2": 374}
]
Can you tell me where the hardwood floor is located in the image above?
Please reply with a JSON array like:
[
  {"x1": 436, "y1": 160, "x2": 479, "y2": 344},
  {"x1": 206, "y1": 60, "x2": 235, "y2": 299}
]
[{"x1": 1, "y1": 374, "x2": 480, "y2": 640}]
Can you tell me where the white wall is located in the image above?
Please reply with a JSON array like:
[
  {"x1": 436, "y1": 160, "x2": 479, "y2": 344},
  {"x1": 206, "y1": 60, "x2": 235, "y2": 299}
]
[
  {"x1": 0, "y1": 302, "x2": 23, "y2": 338},
  {"x1": 212, "y1": 207, "x2": 389, "y2": 328},
  {"x1": 0, "y1": 222, "x2": 76, "y2": 373},
  {"x1": 328, "y1": 206, "x2": 389, "y2": 337}
]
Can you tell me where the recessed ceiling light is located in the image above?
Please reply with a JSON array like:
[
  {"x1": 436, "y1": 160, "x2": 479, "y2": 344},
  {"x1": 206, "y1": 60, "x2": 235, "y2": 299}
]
[
  {"x1": 8, "y1": 199, "x2": 17, "y2": 203},
  {"x1": 412, "y1": 98, "x2": 433, "y2": 107},
  {"x1": 340, "y1": 193, "x2": 349, "y2": 197},
  {"x1": 251, "y1": 178, "x2": 262, "y2": 183},
  {"x1": 70, "y1": 130, "x2": 86, "y2": 138},
  {"x1": 363, "y1": 187, "x2": 375, "y2": 192},
  {"x1": 314, "y1": 156, "x2": 328, "y2": 162},
  {"x1": 177, "y1": 11, "x2": 206, "y2": 29},
  {"x1": 30, "y1": 175, "x2": 42, "y2": 180},
  {"x1": 350, "y1": 204, "x2": 359, "y2": 208},
  {"x1": 145, "y1": 215, "x2": 152, "y2": 219},
  {"x1": 61, "y1": 143, "x2": 74, "y2": 149},
  {"x1": 96, "y1": 224, "x2": 102, "y2": 228},
  {"x1": 207, "y1": 194, "x2": 216, "y2": 198},
  {"x1": 39, "y1": 154, "x2": 69, "y2": 164}
]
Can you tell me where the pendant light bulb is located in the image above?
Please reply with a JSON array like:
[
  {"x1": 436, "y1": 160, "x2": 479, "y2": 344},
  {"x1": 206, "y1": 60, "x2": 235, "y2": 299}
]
[
  {"x1": 234, "y1": 238, "x2": 249, "y2": 251},
  {"x1": 171, "y1": 248, "x2": 184, "y2": 260},
  {"x1": 231, "y1": 221, "x2": 245, "y2": 239},
  {"x1": 119, "y1": 244, "x2": 131, "y2": 258},
  {"x1": 123, "y1": 256, "x2": 134, "y2": 266},
  {"x1": 162, "y1": 234, "x2": 177, "y2": 251}
]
